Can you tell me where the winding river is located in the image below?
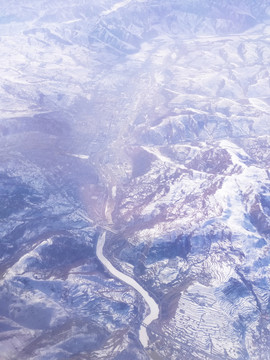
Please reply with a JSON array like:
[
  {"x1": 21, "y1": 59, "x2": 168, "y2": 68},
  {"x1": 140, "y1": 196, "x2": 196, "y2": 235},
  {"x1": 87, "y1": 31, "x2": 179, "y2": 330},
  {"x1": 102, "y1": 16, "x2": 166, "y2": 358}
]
[{"x1": 96, "y1": 231, "x2": 159, "y2": 348}]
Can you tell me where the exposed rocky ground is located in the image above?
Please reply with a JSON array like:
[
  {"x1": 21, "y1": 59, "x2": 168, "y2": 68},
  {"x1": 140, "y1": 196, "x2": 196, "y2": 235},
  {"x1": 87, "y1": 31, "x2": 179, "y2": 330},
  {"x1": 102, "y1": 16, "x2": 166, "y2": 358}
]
[{"x1": 1, "y1": 1, "x2": 270, "y2": 359}]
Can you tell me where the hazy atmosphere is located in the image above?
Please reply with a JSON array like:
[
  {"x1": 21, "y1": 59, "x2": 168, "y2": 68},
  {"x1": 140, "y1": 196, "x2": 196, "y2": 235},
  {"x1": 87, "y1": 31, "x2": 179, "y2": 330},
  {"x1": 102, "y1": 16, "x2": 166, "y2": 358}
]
[{"x1": 1, "y1": 1, "x2": 270, "y2": 359}]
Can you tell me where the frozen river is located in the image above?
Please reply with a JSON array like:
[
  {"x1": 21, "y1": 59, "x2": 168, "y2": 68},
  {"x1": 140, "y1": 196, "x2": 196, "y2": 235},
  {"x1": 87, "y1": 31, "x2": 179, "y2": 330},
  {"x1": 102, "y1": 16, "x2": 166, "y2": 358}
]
[{"x1": 96, "y1": 231, "x2": 159, "y2": 347}]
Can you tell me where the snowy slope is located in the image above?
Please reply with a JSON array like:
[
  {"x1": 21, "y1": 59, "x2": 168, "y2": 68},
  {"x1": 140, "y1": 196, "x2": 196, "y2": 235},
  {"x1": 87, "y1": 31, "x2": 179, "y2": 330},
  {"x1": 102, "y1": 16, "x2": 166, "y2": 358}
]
[{"x1": 1, "y1": 1, "x2": 270, "y2": 359}]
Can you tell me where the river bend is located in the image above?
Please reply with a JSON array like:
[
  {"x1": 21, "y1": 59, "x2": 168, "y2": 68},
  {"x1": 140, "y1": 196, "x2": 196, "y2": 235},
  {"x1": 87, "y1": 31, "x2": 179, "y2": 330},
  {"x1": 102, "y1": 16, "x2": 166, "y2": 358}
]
[{"x1": 96, "y1": 231, "x2": 159, "y2": 347}]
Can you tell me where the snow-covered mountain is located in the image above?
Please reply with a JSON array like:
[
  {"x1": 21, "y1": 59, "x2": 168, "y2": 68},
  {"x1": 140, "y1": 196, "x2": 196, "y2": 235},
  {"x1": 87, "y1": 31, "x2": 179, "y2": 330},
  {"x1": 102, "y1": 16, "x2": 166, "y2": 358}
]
[{"x1": 1, "y1": 1, "x2": 270, "y2": 359}]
